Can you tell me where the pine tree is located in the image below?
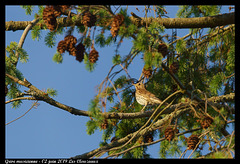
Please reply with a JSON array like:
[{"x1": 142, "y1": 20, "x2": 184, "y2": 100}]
[{"x1": 6, "y1": 5, "x2": 235, "y2": 159}]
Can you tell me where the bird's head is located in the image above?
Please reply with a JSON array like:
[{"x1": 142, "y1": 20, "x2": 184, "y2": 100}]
[{"x1": 131, "y1": 78, "x2": 145, "y2": 89}]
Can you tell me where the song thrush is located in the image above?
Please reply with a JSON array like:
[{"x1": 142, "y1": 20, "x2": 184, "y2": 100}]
[{"x1": 132, "y1": 82, "x2": 164, "y2": 112}]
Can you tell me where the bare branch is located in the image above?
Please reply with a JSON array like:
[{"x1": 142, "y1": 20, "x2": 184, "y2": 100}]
[
  {"x1": 5, "y1": 96, "x2": 37, "y2": 104},
  {"x1": 6, "y1": 101, "x2": 39, "y2": 126},
  {"x1": 14, "y1": 18, "x2": 39, "y2": 66}
]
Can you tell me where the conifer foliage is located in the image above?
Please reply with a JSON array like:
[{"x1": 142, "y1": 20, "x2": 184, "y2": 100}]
[{"x1": 6, "y1": 5, "x2": 235, "y2": 159}]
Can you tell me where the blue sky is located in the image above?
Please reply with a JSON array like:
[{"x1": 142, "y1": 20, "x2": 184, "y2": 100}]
[{"x1": 5, "y1": 5, "x2": 232, "y2": 158}]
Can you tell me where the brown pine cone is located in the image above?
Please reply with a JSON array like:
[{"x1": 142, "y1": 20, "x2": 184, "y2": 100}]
[
  {"x1": 142, "y1": 67, "x2": 153, "y2": 79},
  {"x1": 42, "y1": 6, "x2": 60, "y2": 31},
  {"x1": 157, "y1": 43, "x2": 168, "y2": 58},
  {"x1": 82, "y1": 11, "x2": 97, "y2": 27},
  {"x1": 110, "y1": 14, "x2": 125, "y2": 37},
  {"x1": 75, "y1": 42, "x2": 85, "y2": 62},
  {"x1": 64, "y1": 35, "x2": 77, "y2": 47},
  {"x1": 100, "y1": 119, "x2": 108, "y2": 130},
  {"x1": 89, "y1": 49, "x2": 99, "y2": 63},
  {"x1": 164, "y1": 126, "x2": 178, "y2": 142},
  {"x1": 64, "y1": 35, "x2": 77, "y2": 56},
  {"x1": 186, "y1": 134, "x2": 200, "y2": 150},
  {"x1": 199, "y1": 116, "x2": 213, "y2": 129},
  {"x1": 57, "y1": 40, "x2": 67, "y2": 54},
  {"x1": 68, "y1": 47, "x2": 77, "y2": 56}
]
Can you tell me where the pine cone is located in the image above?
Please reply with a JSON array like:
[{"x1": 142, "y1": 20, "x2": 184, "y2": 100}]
[
  {"x1": 64, "y1": 35, "x2": 77, "y2": 47},
  {"x1": 157, "y1": 43, "x2": 168, "y2": 58},
  {"x1": 43, "y1": 5, "x2": 70, "y2": 31},
  {"x1": 42, "y1": 6, "x2": 61, "y2": 31},
  {"x1": 169, "y1": 62, "x2": 179, "y2": 74},
  {"x1": 64, "y1": 35, "x2": 77, "y2": 56},
  {"x1": 100, "y1": 119, "x2": 108, "y2": 130},
  {"x1": 57, "y1": 40, "x2": 67, "y2": 54},
  {"x1": 199, "y1": 116, "x2": 213, "y2": 129},
  {"x1": 110, "y1": 14, "x2": 125, "y2": 37},
  {"x1": 75, "y1": 42, "x2": 85, "y2": 62},
  {"x1": 142, "y1": 67, "x2": 153, "y2": 79},
  {"x1": 89, "y1": 49, "x2": 99, "y2": 63},
  {"x1": 164, "y1": 126, "x2": 178, "y2": 142},
  {"x1": 82, "y1": 11, "x2": 97, "y2": 27},
  {"x1": 186, "y1": 134, "x2": 200, "y2": 150}
]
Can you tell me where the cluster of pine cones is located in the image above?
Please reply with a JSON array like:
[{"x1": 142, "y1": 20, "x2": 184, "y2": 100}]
[
  {"x1": 164, "y1": 126, "x2": 179, "y2": 142},
  {"x1": 42, "y1": 5, "x2": 70, "y2": 31},
  {"x1": 110, "y1": 14, "x2": 125, "y2": 37},
  {"x1": 186, "y1": 134, "x2": 200, "y2": 150},
  {"x1": 57, "y1": 35, "x2": 85, "y2": 62},
  {"x1": 57, "y1": 35, "x2": 99, "y2": 63}
]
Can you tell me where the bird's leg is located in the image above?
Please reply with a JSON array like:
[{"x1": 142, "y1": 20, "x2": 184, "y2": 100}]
[{"x1": 141, "y1": 103, "x2": 148, "y2": 112}]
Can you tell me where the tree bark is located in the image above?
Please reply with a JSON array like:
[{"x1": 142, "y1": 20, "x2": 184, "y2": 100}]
[{"x1": 5, "y1": 12, "x2": 235, "y2": 31}]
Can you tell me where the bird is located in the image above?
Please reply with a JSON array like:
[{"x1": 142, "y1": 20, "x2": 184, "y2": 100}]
[{"x1": 132, "y1": 81, "x2": 164, "y2": 112}]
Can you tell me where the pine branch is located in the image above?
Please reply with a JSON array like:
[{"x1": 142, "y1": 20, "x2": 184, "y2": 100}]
[
  {"x1": 5, "y1": 12, "x2": 235, "y2": 31},
  {"x1": 5, "y1": 73, "x2": 89, "y2": 117},
  {"x1": 106, "y1": 127, "x2": 202, "y2": 158},
  {"x1": 207, "y1": 92, "x2": 235, "y2": 103},
  {"x1": 71, "y1": 107, "x2": 190, "y2": 159},
  {"x1": 197, "y1": 146, "x2": 234, "y2": 159},
  {"x1": 161, "y1": 63, "x2": 234, "y2": 114}
]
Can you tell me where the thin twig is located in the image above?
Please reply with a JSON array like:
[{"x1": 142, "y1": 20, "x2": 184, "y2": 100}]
[
  {"x1": 107, "y1": 77, "x2": 122, "y2": 105},
  {"x1": 227, "y1": 130, "x2": 235, "y2": 149},
  {"x1": 6, "y1": 101, "x2": 39, "y2": 126},
  {"x1": 5, "y1": 97, "x2": 37, "y2": 104},
  {"x1": 119, "y1": 64, "x2": 131, "y2": 79}
]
